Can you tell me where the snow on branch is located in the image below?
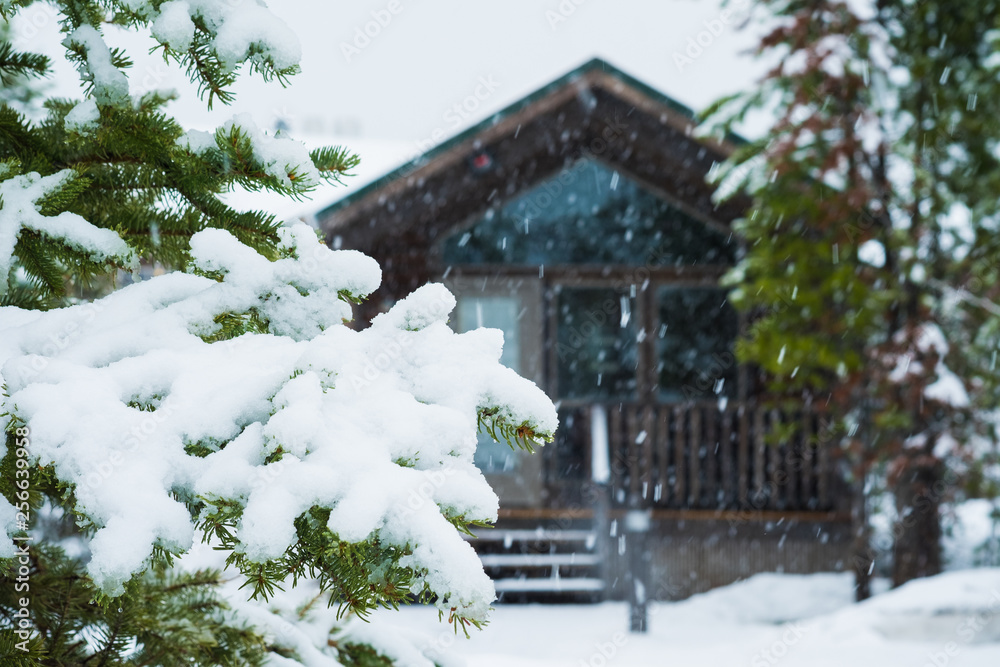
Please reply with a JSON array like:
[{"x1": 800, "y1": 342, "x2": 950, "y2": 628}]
[
  {"x1": 147, "y1": 0, "x2": 301, "y2": 72},
  {"x1": 0, "y1": 223, "x2": 557, "y2": 625},
  {"x1": 126, "y1": 0, "x2": 303, "y2": 106},
  {"x1": 0, "y1": 168, "x2": 137, "y2": 296},
  {"x1": 62, "y1": 24, "x2": 131, "y2": 105},
  {"x1": 174, "y1": 114, "x2": 358, "y2": 197},
  {"x1": 35, "y1": 0, "x2": 303, "y2": 108}
]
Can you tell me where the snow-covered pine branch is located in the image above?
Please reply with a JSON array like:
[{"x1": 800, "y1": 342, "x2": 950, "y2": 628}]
[
  {"x1": 0, "y1": 1, "x2": 358, "y2": 304},
  {"x1": 0, "y1": 223, "x2": 556, "y2": 627},
  {"x1": 55, "y1": 0, "x2": 302, "y2": 108},
  {"x1": 0, "y1": 165, "x2": 137, "y2": 296}
]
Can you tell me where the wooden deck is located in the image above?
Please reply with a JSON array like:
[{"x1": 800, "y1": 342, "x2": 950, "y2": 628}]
[{"x1": 549, "y1": 400, "x2": 849, "y2": 516}]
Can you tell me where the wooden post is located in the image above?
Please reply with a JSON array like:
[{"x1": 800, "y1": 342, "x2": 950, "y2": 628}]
[
  {"x1": 721, "y1": 404, "x2": 734, "y2": 506},
  {"x1": 657, "y1": 407, "x2": 670, "y2": 507},
  {"x1": 738, "y1": 406, "x2": 749, "y2": 506},
  {"x1": 704, "y1": 404, "x2": 718, "y2": 508},
  {"x1": 590, "y1": 404, "x2": 612, "y2": 602},
  {"x1": 689, "y1": 406, "x2": 702, "y2": 506},
  {"x1": 802, "y1": 409, "x2": 815, "y2": 508},
  {"x1": 754, "y1": 407, "x2": 766, "y2": 506},
  {"x1": 625, "y1": 508, "x2": 651, "y2": 633},
  {"x1": 673, "y1": 405, "x2": 686, "y2": 503}
]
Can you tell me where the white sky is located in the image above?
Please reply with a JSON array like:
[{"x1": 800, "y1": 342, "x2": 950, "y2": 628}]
[{"x1": 9, "y1": 0, "x2": 771, "y2": 216}]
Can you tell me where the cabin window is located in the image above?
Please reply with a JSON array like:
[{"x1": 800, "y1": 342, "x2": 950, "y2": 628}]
[
  {"x1": 456, "y1": 296, "x2": 524, "y2": 473},
  {"x1": 441, "y1": 158, "x2": 736, "y2": 267},
  {"x1": 555, "y1": 287, "x2": 638, "y2": 400},
  {"x1": 656, "y1": 287, "x2": 738, "y2": 401}
]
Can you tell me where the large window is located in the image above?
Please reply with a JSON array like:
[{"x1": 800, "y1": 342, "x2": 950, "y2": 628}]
[
  {"x1": 442, "y1": 160, "x2": 739, "y2": 407},
  {"x1": 657, "y1": 287, "x2": 738, "y2": 400},
  {"x1": 441, "y1": 158, "x2": 736, "y2": 267},
  {"x1": 555, "y1": 287, "x2": 638, "y2": 401}
]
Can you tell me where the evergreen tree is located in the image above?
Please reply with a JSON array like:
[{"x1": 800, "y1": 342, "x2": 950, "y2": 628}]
[
  {"x1": 704, "y1": 0, "x2": 1000, "y2": 595},
  {"x1": 0, "y1": 0, "x2": 357, "y2": 310},
  {"x1": 0, "y1": 2, "x2": 556, "y2": 664}
]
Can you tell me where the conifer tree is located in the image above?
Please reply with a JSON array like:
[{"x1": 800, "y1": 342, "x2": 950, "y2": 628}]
[
  {"x1": 0, "y1": 2, "x2": 556, "y2": 665},
  {"x1": 704, "y1": 0, "x2": 1000, "y2": 595},
  {"x1": 0, "y1": 0, "x2": 357, "y2": 309}
]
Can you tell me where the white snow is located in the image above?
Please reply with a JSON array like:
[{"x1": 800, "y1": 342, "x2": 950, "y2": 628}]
[
  {"x1": 188, "y1": 0, "x2": 301, "y2": 71},
  {"x1": 220, "y1": 113, "x2": 322, "y2": 190},
  {"x1": 364, "y1": 570, "x2": 1000, "y2": 667},
  {"x1": 915, "y1": 322, "x2": 970, "y2": 408},
  {"x1": 150, "y1": 1, "x2": 197, "y2": 52},
  {"x1": 0, "y1": 170, "x2": 137, "y2": 296},
  {"x1": 917, "y1": 322, "x2": 950, "y2": 357},
  {"x1": 138, "y1": 0, "x2": 302, "y2": 73},
  {"x1": 858, "y1": 239, "x2": 886, "y2": 267},
  {"x1": 64, "y1": 99, "x2": 100, "y2": 132},
  {"x1": 175, "y1": 128, "x2": 218, "y2": 154},
  {"x1": 0, "y1": 222, "x2": 557, "y2": 623},
  {"x1": 926, "y1": 365, "x2": 971, "y2": 408},
  {"x1": 62, "y1": 25, "x2": 130, "y2": 105},
  {"x1": 168, "y1": 542, "x2": 1000, "y2": 667},
  {"x1": 0, "y1": 498, "x2": 18, "y2": 558}
]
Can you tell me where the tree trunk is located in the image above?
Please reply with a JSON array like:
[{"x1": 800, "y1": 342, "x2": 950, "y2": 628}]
[
  {"x1": 851, "y1": 469, "x2": 873, "y2": 601},
  {"x1": 892, "y1": 457, "x2": 943, "y2": 587}
]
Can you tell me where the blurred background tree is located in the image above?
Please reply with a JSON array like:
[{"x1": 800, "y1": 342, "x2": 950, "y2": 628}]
[{"x1": 704, "y1": 0, "x2": 1000, "y2": 598}]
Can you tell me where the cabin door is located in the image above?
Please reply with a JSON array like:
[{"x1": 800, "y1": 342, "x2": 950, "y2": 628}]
[
  {"x1": 449, "y1": 276, "x2": 545, "y2": 507},
  {"x1": 546, "y1": 283, "x2": 641, "y2": 505}
]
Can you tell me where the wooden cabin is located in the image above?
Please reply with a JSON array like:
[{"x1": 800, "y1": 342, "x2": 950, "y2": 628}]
[{"x1": 316, "y1": 59, "x2": 852, "y2": 601}]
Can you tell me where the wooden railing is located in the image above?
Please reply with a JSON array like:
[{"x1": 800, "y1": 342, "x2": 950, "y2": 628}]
[{"x1": 559, "y1": 401, "x2": 847, "y2": 514}]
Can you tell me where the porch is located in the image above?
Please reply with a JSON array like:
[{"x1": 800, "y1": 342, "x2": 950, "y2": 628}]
[{"x1": 472, "y1": 400, "x2": 853, "y2": 601}]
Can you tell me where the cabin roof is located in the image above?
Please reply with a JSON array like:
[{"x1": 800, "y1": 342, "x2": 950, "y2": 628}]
[
  {"x1": 317, "y1": 58, "x2": 715, "y2": 221},
  {"x1": 316, "y1": 58, "x2": 745, "y2": 226},
  {"x1": 315, "y1": 57, "x2": 751, "y2": 297}
]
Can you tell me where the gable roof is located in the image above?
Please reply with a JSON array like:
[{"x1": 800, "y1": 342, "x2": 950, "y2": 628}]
[
  {"x1": 317, "y1": 58, "x2": 719, "y2": 221},
  {"x1": 316, "y1": 57, "x2": 747, "y2": 263}
]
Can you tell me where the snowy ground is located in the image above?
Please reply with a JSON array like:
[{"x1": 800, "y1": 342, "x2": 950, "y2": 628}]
[{"x1": 369, "y1": 570, "x2": 1000, "y2": 666}]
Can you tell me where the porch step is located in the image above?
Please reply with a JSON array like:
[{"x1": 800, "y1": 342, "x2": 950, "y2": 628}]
[
  {"x1": 467, "y1": 525, "x2": 605, "y2": 603},
  {"x1": 472, "y1": 528, "x2": 596, "y2": 543},
  {"x1": 479, "y1": 553, "x2": 602, "y2": 567},
  {"x1": 494, "y1": 577, "x2": 605, "y2": 593}
]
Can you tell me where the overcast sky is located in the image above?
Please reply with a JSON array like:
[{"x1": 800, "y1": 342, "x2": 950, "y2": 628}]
[{"x1": 9, "y1": 0, "x2": 771, "y2": 214}]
